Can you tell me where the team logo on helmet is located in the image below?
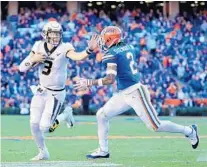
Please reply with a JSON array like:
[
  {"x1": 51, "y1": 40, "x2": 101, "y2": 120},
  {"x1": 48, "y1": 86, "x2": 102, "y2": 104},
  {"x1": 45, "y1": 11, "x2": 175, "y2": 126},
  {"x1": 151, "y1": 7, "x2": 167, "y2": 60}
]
[{"x1": 99, "y1": 26, "x2": 122, "y2": 50}]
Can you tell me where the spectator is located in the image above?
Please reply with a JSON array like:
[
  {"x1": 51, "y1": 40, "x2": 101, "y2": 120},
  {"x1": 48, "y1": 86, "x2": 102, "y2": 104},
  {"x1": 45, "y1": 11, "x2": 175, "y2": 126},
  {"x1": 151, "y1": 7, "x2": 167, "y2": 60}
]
[
  {"x1": 20, "y1": 99, "x2": 30, "y2": 115},
  {"x1": 1, "y1": 5, "x2": 207, "y2": 112}
]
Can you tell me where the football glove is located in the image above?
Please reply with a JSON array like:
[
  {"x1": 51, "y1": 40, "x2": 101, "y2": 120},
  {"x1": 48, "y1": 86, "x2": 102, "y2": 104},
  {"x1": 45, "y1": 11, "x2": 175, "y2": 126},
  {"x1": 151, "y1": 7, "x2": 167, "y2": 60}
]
[{"x1": 74, "y1": 78, "x2": 93, "y2": 91}]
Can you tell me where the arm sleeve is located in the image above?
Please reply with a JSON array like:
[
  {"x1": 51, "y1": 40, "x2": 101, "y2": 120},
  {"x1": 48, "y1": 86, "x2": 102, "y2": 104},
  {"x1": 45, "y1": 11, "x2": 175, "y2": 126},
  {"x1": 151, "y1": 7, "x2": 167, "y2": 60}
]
[
  {"x1": 19, "y1": 55, "x2": 37, "y2": 72},
  {"x1": 106, "y1": 63, "x2": 117, "y2": 75}
]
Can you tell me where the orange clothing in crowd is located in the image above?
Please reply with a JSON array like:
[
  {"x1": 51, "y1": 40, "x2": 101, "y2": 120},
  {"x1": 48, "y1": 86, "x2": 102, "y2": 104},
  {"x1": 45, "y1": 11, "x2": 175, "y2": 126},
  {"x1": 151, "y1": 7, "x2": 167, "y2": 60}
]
[
  {"x1": 174, "y1": 23, "x2": 181, "y2": 31},
  {"x1": 163, "y1": 56, "x2": 171, "y2": 68},
  {"x1": 130, "y1": 22, "x2": 140, "y2": 30},
  {"x1": 78, "y1": 26, "x2": 88, "y2": 37},
  {"x1": 167, "y1": 84, "x2": 177, "y2": 95},
  {"x1": 140, "y1": 38, "x2": 146, "y2": 46},
  {"x1": 5, "y1": 45, "x2": 11, "y2": 53},
  {"x1": 164, "y1": 99, "x2": 182, "y2": 107},
  {"x1": 131, "y1": 10, "x2": 138, "y2": 17},
  {"x1": 171, "y1": 30, "x2": 177, "y2": 36},
  {"x1": 71, "y1": 13, "x2": 77, "y2": 21},
  {"x1": 0, "y1": 52, "x2": 3, "y2": 59}
]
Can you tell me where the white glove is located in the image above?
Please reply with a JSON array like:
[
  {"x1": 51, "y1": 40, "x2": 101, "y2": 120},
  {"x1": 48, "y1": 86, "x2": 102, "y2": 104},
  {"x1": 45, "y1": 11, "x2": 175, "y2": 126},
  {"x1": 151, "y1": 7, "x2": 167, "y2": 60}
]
[{"x1": 74, "y1": 78, "x2": 93, "y2": 91}]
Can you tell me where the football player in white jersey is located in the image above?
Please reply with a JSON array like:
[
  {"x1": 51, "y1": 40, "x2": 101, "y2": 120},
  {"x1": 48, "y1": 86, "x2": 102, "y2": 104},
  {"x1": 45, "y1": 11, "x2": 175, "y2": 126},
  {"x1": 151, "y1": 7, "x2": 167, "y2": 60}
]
[{"x1": 19, "y1": 21, "x2": 98, "y2": 161}]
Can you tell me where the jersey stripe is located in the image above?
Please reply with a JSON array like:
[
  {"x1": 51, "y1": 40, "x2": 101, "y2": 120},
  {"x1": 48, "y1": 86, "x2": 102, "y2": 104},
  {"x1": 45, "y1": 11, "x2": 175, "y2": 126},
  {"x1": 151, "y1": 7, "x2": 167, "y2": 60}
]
[
  {"x1": 102, "y1": 55, "x2": 115, "y2": 61},
  {"x1": 104, "y1": 50, "x2": 109, "y2": 55},
  {"x1": 103, "y1": 54, "x2": 114, "y2": 58},
  {"x1": 102, "y1": 57, "x2": 116, "y2": 62}
]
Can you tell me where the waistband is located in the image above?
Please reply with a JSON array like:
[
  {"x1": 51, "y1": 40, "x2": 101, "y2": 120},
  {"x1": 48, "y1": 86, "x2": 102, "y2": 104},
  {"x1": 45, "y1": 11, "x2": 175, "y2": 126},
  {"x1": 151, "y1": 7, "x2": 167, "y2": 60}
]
[
  {"x1": 45, "y1": 87, "x2": 65, "y2": 92},
  {"x1": 118, "y1": 83, "x2": 141, "y2": 95},
  {"x1": 39, "y1": 85, "x2": 65, "y2": 92}
]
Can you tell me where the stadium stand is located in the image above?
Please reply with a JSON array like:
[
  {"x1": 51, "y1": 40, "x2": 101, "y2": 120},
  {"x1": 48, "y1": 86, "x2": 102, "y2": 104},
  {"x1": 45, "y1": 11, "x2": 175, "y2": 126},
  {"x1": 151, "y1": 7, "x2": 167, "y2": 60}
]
[{"x1": 1, "y1": 5, "x2": 207, "y2": 114}]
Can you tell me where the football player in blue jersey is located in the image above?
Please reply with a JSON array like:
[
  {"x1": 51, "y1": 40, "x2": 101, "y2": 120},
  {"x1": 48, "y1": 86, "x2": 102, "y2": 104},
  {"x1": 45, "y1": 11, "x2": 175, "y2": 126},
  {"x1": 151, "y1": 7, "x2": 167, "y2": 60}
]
[{"x1": 75, "y1": 26, "x2": 199, "y2": 159}]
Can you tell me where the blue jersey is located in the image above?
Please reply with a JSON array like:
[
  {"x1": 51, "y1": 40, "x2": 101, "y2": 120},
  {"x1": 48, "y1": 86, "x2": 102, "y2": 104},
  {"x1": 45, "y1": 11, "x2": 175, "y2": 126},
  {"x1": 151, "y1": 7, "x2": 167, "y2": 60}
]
[{"x1": 102, "y1": 43, "x2": 140, "y2": 90}]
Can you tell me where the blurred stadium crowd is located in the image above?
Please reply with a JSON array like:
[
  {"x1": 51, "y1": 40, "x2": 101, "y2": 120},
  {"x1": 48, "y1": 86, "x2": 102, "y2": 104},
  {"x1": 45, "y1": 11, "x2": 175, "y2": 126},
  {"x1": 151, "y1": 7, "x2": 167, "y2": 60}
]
[{"x1": 1, "y1": 5, "x2": 207, "y2": 113}]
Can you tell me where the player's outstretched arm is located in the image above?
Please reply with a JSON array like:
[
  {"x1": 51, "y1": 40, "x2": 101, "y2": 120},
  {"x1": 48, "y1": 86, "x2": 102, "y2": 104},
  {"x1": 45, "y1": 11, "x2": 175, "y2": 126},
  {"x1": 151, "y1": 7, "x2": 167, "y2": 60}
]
[
  {"x1": 19, "y1": 52, "x2": 46, "y2": 72},
  {"x1": 74, "y1": 63, "x2": 117, "y2": 91},
  {"x1": 66, "y1": 34, "x2": 99, "y2": 61},
  {"x1": 91, "y1": 63, "x2": 117, "y2": 86}
]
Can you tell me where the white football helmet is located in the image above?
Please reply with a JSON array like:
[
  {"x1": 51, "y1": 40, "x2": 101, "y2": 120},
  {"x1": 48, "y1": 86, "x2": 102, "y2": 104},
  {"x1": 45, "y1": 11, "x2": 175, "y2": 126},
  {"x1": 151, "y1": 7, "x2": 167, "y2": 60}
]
[{"x1": 42, "y1": 21, "x2": 63, "y2": 46}]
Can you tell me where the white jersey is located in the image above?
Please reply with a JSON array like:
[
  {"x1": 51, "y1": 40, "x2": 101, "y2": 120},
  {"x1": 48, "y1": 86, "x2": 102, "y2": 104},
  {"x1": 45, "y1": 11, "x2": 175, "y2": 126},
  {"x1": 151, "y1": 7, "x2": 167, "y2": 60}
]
[{"x1": 31, "y1": 41, "x2": 74, "y2": 90}]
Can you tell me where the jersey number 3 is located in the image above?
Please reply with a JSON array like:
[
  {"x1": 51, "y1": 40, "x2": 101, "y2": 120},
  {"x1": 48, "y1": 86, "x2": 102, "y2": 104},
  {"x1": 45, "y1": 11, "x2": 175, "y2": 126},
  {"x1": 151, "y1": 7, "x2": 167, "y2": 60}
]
[
  {"x1": 126, "y1": 52, "x2": 138, "y2": 74},
  {"x1": 42, "y1": 60, "x2": 53, "y2": 75}
]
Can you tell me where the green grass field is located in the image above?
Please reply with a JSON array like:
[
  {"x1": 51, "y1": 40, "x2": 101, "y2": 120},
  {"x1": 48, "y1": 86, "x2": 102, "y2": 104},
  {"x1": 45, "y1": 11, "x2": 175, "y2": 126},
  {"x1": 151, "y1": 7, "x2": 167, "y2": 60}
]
[{"x1": 1, "y1": 115, "x2": 207, "y2": 167}]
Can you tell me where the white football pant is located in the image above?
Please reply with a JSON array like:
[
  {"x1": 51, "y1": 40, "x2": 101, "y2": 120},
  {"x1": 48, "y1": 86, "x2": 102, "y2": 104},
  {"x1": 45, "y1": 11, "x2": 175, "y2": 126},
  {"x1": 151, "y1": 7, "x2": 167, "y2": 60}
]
[
  {"x1": 96, "y1": 83, "x2": 192, "y2": 152},
  {"x1": 30, "y1": 85, "x2": 66, "y2": 151}
]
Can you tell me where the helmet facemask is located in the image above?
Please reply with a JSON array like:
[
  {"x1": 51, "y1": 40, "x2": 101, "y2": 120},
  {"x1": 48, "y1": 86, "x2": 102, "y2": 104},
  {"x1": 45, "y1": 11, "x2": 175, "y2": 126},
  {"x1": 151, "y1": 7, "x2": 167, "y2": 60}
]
[
  {"x1": 43, "y1": 30, "x2": 62, "y2": 46},
  {"x1": 97, "y1": 35, "x2": 107, "y2": 51}
]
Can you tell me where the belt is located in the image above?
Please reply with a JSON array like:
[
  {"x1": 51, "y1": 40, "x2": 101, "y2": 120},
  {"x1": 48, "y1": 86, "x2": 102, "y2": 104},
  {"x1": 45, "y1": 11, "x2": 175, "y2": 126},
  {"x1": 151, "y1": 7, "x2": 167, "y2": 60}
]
[
  {"x1": 45, "y1": 87, "x2": 65, "y2": 92},
  {"x1": 39, "y1": 85, "x2": 65, "y2": 92}
]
